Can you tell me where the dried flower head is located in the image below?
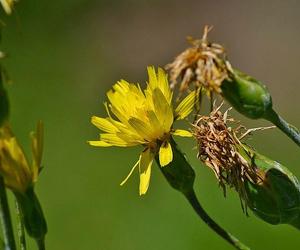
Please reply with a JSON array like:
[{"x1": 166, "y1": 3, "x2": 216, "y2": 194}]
[
  {"x1": 166, "y1": 25, "x2": 229, "y2": 96},
  {"x1": 193, "y1": 105, "x2": 271, "y2": 211}
]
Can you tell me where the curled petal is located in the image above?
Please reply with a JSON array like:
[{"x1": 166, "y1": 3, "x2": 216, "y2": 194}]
[{"x1": 120, "y1": 160, "x2": 139, "y2": 186}]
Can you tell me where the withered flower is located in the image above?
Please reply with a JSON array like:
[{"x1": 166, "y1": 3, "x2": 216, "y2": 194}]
[
  {"x1": 193, "y1": 105, "x2": 267, "y2": 211},
  {"x1": 166, "y1": 25, "x2": 228, "y2": 96}
]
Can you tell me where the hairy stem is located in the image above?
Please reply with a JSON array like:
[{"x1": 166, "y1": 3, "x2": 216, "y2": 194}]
[
  {"x1": 0, "y1": 177, "x2": 16, "y2": 250},
  {"x1": 183, "y1": 189, "x2": 250, "y2": 250},
  {"x1": 15, "y1": 200, "x2": 26, "y2": 250},
  {"x1": 265, "y1": 109, "x2": 300, "y2": 147}
]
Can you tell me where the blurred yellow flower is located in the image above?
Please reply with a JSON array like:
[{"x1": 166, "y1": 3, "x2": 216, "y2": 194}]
[
  {"x1": 0, "y1": 121, "x2": 43, "y2": 193},
  {"x1": 0, "y1": 0, "x2": 15, "y2": 14},
  {"x1": 89, "y1": 67, "x2": 196, "y2": 195}
]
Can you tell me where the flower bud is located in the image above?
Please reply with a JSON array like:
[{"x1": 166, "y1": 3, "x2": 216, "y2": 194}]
[
  {"x1": 221, "y1": 69, "x2": 300, "y2": 146},
  {"x1": 156, "y1": 138, "x2": 195, "y2": 194},
  {"x1": 14, "y1": 187, "x2": 47, "y2": 243},
  {"x1": 221, "y1": 69, "x2": 272, "y2": 119},
  {"x1": 0, "y1": 122, "x2": 48, "y2": 246},
  {"x1": 243, "y1": 148, "x2": 300, "y2": 228}
]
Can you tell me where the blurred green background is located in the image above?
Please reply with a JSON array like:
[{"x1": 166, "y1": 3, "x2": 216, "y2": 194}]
[{"x1": 1, "y1": 0, "x2": 300, "y2": 249}]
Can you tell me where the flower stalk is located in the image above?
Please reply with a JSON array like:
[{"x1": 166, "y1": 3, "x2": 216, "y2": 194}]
[
  {"x1": 263, "y1": 108, "x2": 300, "y2": 146},
  {"x1": 0, "y1": 176, "x2": 16, "y2": 250},
  {"x1": 15, "y1": 200, "x2": 26, "y2": 250},
  {"x1": 157, "y1": 139, "x2": 250, "y2": 250},
  {"x1": 184, "y1": 189, "x2": 250, "y2": 250}
]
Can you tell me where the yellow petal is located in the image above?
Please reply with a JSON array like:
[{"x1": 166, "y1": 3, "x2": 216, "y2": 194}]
[
  {"x1": 88, "y1": 140, "x2": 112, "y2": 147},
  {"x1": 120, "y1": 159, "x2": 139, "y2": 186},
  {"x1": 157, "y1": 67, "x2": 172, "y2": 103},
  {"x1": 128, "y1": 117, "x2": 152, "y2": 141},
  {"x1": 146, "y1": 110, "x2": 164, "y2": 138},
  {"x1": 100, "y1": 133, "x2": 133, "y2": 147},
  {"x1": 139, "y1": 148, "x2": 154, "y2": 195},
  {"x1": 159, "y1": 141, "x2": 173, "y2": 167},
  {"x1": 0, "y1": 137, "x2": 31, "y2": 193},
  {"x1": 91, "y1": 116, "x2": 118, "y2": 133},
  {"x1": 172, "y1": 129, "x2": 193, "y2": 137},
  {"x1": 152, "y1": 88, "x2": 173, "y2": 132},
  {"x1": 30, "y1": 121, "x2": 44, "y2": 182},
  {"x1": 0, "y1": 0, "x2": 13, "y2": 14},
  {"x1": 147, "y1": 66, "x2": 158, "y2": 90},
  {"x1": 175, "y1": 90, "x2": 196, "y2": 120},
  {"x1": 147, "y1": 67, "x2": 172, "y2": 103}
]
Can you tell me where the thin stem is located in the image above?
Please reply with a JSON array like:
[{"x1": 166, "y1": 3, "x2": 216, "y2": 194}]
[
  {"x1": 210, "y1": 92, "x2": 214, "y2": 112},
  {"x1": 15, "y1": 200, "x2": 26, "y2": 250},
  {"x1": 183, "y1": 189, "x2": 250, "y2": 250},
  {"x1": 37, "y1": 238, "x2": 45, "y2": 250},
  {"x1": 0, "y1": 177, "x2": 16, "y2": 250},
  {"x1": 265, "y1": 109, "x2": 300, "y2": 147}
]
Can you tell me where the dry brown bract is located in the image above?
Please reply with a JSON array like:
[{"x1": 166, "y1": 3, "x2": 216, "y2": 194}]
[
  {"x1": 166, "y1": 26, "x2": 229, "y2": 96},
  {"x1": 193, "y1": 106, "x2": 261, "y2": 212}
]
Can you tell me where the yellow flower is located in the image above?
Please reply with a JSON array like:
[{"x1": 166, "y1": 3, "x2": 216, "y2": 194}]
[
  {"x1": 0, "y1": 121, "x2": 43, "y2": 193},
  {"x1": 0, "y1": 0, "x2": 15, "y2": 14},
  {"x1": 89, "y1": 67, "x2": 196, "y2": 195}
]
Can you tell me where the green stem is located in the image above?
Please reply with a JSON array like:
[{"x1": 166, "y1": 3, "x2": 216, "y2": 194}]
[
  {"x1": 0, "y1": 177, "x2": 16, "y2": 250},
  {"x1": 37, "y1": 238, "x2": 45, "y2": 250},
  {"x1": 15, "y1": 200, "x2": 26, "y2": 250},
  {"x1": 184, "y1": 189, "x2": 250, "y2": 250},
  {"x1": 264, "y1": 109, "x2": 300, "y2": 147},
  {"x1": 157, "y1": 139, "x2": 250, "y2": 250}
]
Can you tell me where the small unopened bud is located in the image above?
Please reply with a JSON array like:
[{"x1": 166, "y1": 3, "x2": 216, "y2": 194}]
[
  {"x1": 221, "y1": 68, "x2": 300, "y2": 146},
  {"x1": 156, "y1": 138, "x2": 195, "y2": 194},
  {"x1": 14, "y1": 187, "x2": 47, "y2": 244},
  {"x1": 221, "y1": 69, "x2": 272, "y2": 119}
]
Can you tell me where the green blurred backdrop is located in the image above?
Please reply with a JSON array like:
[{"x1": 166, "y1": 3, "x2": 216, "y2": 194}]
[{"x1": 1, "y1": 0, "x2": 300, "y2": 249}]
